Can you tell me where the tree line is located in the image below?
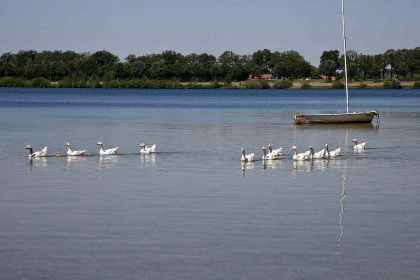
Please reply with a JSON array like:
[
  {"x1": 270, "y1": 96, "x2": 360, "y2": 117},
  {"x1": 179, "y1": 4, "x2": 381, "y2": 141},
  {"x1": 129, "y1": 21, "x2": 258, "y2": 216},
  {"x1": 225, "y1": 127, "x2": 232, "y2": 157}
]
[
  {"x1": 319, "y1": 48, "x2": 420, "y2": 81},
  {"x1": 0, "y1": 49, "x2": 312, "y2": 83},
  {"x1": 0, "y1": 48, "x2": 419, "y2": 86}
]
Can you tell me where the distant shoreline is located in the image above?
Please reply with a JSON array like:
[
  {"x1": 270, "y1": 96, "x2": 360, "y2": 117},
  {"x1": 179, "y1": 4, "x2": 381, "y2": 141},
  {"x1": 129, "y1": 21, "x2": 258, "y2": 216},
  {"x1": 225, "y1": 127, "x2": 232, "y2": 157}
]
[{"x1": 0, "y1": 77, "x2": 418, "y2": 90}]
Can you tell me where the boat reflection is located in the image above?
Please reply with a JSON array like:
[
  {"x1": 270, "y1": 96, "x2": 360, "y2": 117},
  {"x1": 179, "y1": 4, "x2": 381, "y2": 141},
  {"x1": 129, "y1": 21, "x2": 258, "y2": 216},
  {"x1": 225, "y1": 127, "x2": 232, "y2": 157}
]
[
  {"x1": 241, "y1": 161, "x2": 254, "y2": 177},
  {"x1": 338, "y1": 160, "x2": 347, "y2": 252},
  {"x1": 293, "y1": 122, "x2": 379, "y2": 132},
  {"x1": 98, "y1": 155, "x2": 119, "y2": 169}
]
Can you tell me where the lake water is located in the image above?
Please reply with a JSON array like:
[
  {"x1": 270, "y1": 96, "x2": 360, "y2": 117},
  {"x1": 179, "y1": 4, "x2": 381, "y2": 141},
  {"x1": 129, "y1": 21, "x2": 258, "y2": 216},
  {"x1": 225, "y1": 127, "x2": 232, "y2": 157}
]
[{"x1": 1, "y1": 88, "x2": 419, "y2": 279}]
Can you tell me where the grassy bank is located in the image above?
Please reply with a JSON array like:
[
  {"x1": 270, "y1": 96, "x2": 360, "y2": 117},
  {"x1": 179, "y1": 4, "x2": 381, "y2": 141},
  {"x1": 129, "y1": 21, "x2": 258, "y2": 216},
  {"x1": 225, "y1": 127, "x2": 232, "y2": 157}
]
[{"x1": 0, "y1": 77, "x2": 418, "y2": 89}]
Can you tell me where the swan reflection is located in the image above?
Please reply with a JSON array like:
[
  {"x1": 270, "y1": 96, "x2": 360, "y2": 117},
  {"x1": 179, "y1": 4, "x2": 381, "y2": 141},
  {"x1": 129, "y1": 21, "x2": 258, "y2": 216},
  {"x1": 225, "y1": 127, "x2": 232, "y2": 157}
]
[
  {"x1": 139, "y1": 154, "x2": 156, "y2": 166},
  {"x1": 262, "y1": 159, "x2": 278, "y2": 170},
  {"x1": 25, "y1": 157, "x2": 47, "y2": 173},
  {"x1": 291, "y1": 160, "x2": 313, "y2": 176},
  {"x1": 66, "y1": 155, "x2": 86, "y2": 168},
  {"x1": 98, "y1": 155, "x2": 119, "y2": 169},
  {"x1": 241, "y1": 161, "x2": 254, "y2": 177},
  {"x1": 353, "y1": 148, "x2": 366, "y2": 155}
]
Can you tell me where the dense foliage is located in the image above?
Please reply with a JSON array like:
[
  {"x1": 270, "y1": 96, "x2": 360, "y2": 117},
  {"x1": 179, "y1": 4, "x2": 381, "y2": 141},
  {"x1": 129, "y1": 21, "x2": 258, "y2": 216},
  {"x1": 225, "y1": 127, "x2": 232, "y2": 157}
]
[
  {"x1": 272, "y1": 79, "x2": 293, "y2": 89},
  {"x1": 383, "y1": 79, "x2": 402, "y2": 89},
  {"x1": 0, "y1": 49, "x2": 312, "y2": 84},
  {"x1": 331, "y1": 81, "x2": 345, "y2": 89},
  {"x1": 301, "y1": 83, "x2": 312, "y2": 89},
  {"x1": 319, "y1": 48, "x2": 420, "y2": 81}
]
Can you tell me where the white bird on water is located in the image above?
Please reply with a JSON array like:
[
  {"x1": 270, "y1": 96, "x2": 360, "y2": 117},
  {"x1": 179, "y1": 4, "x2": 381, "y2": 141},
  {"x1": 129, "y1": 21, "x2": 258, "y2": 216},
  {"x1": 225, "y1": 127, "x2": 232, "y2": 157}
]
[
  {"x1": 139, "y1": 143, "x2": 157, "y2": 154},
  {"x1": 290, "y1": 146, "x2": 310, "y2": 161},
  {"x1": 96, "y1": 142, "x2": 118, "y2": 155},
  {"x1": 25, "y1": 145, "x2": 48, "y2": 157},
  {"x1": 308, "y1": 146, "x2": 325, "y2": 159},
  {"x1": 351, "y1": 139, "x2": 366, "y2": 150},
  {"x1": 262, "y1": 146, "x2": 276, "y2": 160},
  {"x1": 241, "y1": 148, "x2": 254, "y2": 162},
  {"x1": 64, "y1": 142, "x2": 89, "y2": 156},
  {"x1": 324, "y1": 144, "x2": 341, "y2": 158},
  {"x1": 268, "y1": 144, "x2": 282, "y2": 158}
]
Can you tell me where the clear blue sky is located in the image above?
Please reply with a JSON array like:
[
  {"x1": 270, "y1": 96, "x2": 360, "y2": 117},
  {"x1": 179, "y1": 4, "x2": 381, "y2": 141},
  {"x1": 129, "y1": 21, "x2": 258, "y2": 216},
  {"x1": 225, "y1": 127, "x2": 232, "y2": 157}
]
[{"x1": 1, "y1": 0, "x2": 419, "y2": 66}]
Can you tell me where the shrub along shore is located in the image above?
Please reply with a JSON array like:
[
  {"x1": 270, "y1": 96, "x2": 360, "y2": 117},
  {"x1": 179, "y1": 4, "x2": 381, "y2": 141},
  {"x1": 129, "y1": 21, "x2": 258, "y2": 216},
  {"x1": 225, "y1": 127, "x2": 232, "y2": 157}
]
[{"x1": 0, "y1": 76, "x2": 418, "y2": 89}]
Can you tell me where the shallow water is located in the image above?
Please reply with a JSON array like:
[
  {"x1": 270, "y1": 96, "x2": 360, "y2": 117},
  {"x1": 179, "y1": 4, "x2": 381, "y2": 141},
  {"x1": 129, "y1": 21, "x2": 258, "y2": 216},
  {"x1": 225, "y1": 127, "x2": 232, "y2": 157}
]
[{"x1": 1, "y1": 88, "x2": 420, "y2": 279}]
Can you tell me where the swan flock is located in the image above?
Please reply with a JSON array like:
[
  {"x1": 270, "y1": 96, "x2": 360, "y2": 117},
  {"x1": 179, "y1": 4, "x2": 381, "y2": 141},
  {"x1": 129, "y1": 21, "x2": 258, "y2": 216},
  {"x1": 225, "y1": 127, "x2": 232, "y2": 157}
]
[
  {"x1": 24, "y1": 139, "x2": 366, "y2": 163},
  {"x1": 24, "y1": 141, "x2": 157, "y2": 157}
]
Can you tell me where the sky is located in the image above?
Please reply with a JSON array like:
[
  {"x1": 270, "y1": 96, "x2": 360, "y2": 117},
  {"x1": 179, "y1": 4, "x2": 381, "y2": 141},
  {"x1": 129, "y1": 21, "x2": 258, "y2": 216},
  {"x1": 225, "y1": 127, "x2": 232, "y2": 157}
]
[{"x1": 1, "y1": 0, "x2": 419, "y2": 66}]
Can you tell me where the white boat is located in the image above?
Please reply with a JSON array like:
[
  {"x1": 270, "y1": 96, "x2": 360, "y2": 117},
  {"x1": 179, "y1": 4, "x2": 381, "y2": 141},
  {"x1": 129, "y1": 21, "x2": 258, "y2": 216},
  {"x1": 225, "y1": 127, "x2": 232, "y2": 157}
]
[
  {"x1": 293, "y1": 0, "x2": 379, "y2": 124},
  {"x1": 294, "y1": 111, "x2": 379, "y2": 124}
]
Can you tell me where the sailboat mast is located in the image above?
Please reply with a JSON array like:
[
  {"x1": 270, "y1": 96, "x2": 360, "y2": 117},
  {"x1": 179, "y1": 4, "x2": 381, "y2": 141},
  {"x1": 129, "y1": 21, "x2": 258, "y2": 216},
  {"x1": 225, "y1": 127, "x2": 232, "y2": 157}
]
[{"x1": 341, "y1": 0, "x2": 349, "y2": 114}]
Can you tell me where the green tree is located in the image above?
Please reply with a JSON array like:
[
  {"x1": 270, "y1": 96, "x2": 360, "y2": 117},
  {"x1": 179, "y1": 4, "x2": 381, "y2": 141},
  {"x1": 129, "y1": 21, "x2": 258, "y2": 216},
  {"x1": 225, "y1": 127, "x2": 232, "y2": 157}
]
[
  {"x1": 283, "y1": 50, "x2": 310, "y2": 79},
  {"x1": 371, "y1": 54, "x2": 384, "y2": 79},
  {"x1": 319, "y1": 59, "x2": 337, "y2": 80},
  {"x1": 358, "y1": 54, "x2": 373, "y2": 79},
  {"x1": 320, "y1": 50, "x2": 340, "y2": 69},
  {"x1": 218, "y1": 51, "x2": 246, "y2": 81},
  {"x1": 384, "y1": 49, "x2": 395, "y2": 79},
  {"x1": 149, "y1": 59, "x2": 165, "y2": 79},
  {"x1": 0, "y1": 53, "x2": 15, "y2": 77},
  {"x1": 125, "y1": 54, "x2": 136, "y2": 63},
  {"x1": 252, "y1": 49, "x2": 272, "y2": 74},
  {"x1": 84, "y1": 50, "x2": 119, "y2": 77}
]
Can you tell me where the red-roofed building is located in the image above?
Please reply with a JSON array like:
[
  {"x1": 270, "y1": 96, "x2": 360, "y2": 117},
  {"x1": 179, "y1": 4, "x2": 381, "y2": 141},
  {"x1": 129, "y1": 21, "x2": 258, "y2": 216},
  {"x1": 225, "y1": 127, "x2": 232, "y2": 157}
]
[
  {"x1": 248, "y1": 74, "x2": 277, "y2": 80},
  {"x1": 319, "y1": 74, "x2": 336, "y2": 80},
  {"x1": 261, "y1": 74, "x2": 274, "y2": 80}
]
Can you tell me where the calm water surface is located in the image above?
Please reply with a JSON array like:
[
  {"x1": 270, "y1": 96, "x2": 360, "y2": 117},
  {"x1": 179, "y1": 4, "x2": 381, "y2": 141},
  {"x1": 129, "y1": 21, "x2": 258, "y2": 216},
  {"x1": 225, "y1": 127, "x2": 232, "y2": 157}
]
[{"x1": 1, "y1": 88, "x2": 420, "y2": 279}]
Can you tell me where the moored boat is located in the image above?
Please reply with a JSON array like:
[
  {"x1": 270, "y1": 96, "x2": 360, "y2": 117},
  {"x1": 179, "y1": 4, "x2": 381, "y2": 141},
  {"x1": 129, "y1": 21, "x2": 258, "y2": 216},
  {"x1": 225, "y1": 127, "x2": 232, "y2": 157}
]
[
  {"x1": 294, "y1": 111, "x2": 379, "y2": 124},
  {"x1": 293, "y1": 0, "x2": 379, "y2": 124}
]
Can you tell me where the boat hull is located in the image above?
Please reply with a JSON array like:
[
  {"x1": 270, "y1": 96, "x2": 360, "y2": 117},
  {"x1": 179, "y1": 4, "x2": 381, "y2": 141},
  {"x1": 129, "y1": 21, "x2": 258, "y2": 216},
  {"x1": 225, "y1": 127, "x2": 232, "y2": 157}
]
[{"x1": 293, "y1": 111, "x2": 379, "y2": 124}]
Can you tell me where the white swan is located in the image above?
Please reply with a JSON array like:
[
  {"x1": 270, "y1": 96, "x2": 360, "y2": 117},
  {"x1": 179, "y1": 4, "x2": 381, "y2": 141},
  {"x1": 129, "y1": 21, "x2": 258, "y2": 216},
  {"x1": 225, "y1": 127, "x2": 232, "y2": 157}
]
[
  {"x1": 25, "y1": 145, "x2": 47, "y2": 157},
  {"x1": 351, "y1": 139, "x2": 366, "y2": 150},
  {"x1": 148, "y1": 144, "x2": 157, "y2": 153},
  {"x1": 324, "y1": 144, "x2": 341, "y2": 158},
  {"x1": 64, "y1": 142, "x2": 89, "y2": 156},
  {"x1": 308, "y1": 146, "x2": 325, "y2": 159},
  {"x1": 96, "y1": 142, "x2": 118, "y2": 155},
  {"x1": 241, "y1": 148, "x2": 254, "y2": 162},
  {"x1": 262, "y1": 147, "x2": 276, "y2": 160},
  {"x1": 290, "y1": 146, "x2": 310, "y2": 161},
  {"x1": 139, "y1": 143, "x2": 156, "y2": 154},
  {"x1": 268, "y1": 144, "x2": 282, "y2": 158}
]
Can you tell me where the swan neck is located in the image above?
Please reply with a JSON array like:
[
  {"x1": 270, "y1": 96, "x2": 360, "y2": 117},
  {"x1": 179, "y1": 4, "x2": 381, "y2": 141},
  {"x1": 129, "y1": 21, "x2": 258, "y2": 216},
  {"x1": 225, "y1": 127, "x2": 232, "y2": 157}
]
[{"x1": 29, "y1": 148, "x2": 33, "y2": 155}]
